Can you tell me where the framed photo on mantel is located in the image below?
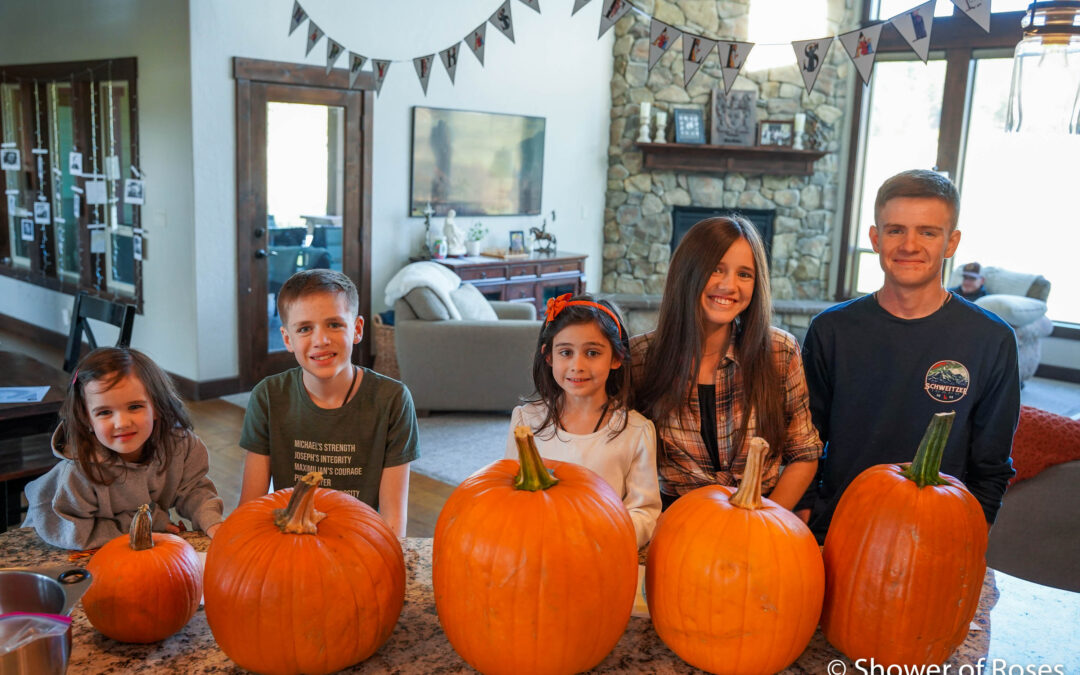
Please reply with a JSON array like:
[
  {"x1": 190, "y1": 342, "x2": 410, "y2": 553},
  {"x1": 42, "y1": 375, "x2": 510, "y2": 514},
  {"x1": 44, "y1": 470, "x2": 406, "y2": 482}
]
[
  {"x1": 672, "y1": 108, "x2": 706, "y2": 144},
  {"x1": 711, "y1": 88, "x2": 757, "y2": 147}
]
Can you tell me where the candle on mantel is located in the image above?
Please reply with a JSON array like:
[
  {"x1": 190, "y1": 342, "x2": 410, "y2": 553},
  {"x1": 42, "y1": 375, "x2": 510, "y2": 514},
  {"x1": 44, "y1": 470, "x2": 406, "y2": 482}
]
[
  {"x1": 793, "y1": 113, "x2": 806, "y2": 150},
  {"x1": 640, "y1": 101, "x2": 652, "y2": 122}
]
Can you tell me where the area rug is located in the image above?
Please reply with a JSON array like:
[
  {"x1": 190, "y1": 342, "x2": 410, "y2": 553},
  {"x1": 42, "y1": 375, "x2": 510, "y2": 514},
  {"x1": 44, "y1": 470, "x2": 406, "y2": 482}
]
[{"x1": 414, "y1": 412, "x2": 512, "y2": 485}]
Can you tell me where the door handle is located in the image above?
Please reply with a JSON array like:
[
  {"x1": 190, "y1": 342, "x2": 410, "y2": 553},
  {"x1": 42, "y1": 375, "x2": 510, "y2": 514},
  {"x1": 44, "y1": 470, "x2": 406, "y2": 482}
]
[
  {"x1": 254, "y1": 249, "x2": 278, "y2": 259},
  {"x1": 253, "y1": 227, "x2": 266, "y2": 238}
]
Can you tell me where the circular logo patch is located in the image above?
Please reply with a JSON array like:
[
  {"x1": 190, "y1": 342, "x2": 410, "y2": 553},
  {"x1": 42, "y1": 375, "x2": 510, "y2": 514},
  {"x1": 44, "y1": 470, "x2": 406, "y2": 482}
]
[{"x1": 924, "y1": 360, "x2": 970, "y2": 403}]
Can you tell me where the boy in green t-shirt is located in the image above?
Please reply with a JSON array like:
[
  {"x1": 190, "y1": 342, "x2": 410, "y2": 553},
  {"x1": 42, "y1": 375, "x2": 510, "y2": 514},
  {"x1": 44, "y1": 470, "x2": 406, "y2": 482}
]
[{"x1": 238, "y1": 269, "x2": 420, "y2": 536}]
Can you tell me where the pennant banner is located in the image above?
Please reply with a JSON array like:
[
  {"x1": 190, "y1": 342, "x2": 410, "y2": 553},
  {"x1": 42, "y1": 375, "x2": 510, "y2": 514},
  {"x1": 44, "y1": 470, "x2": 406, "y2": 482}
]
[
  {"x1": 289, "y1": 1, "x2": 307, "y2": 36},
  {"x1": 682, "y1": 34, "x2": 717, "y2": 87},
  {"x1": 305, "y1": 20, "x2": 324, "y2": 56},
  {"x1": 838, "y1": 23, "x2": 883, "y2": 86},
  {"x1": 440, "y1": 43, "x2": 461, "y2": 84},
  {"x1": 950, "y1": 0, "x2": 991, "y2": 33},
  {"x1": 348, "y1": 52, "x2": 367, "y2": 88},
  {"x1": 490, "y1": 1, "x2": 516, "y2": 43},
  {"x1": 373, "y1": 59, "x2": 391, "y2": 95},
  {"x1": 648, "y1": 19, "x2": 680, "y2": 71},
  {"x1": 717, "y1": 40, "x2": 753, "y2": 94},
  {"x1": 890, "y1": 0, "x2": 935, "y2": 63},
  {"x1": 598, "y1": 0, "x2": 632, "y2": 38},
  {"x1": 572, "y1": 0, "x2": 593, "y2": 15},
  {"x1": 414, "y1": 54, "x2": 435, "y2": 95},
  {"x1": 326, "y1": 38, "x2": 345, "y2": 74},
  {"x1": 466, "y1": 23, "x2": 487, "y2": 65},
  {"x1": 792, "y1": 37, "x2": 833, "y2": 94},
  {"x1": 518, "y1": 0, "x2": 541, "y2": 14}
]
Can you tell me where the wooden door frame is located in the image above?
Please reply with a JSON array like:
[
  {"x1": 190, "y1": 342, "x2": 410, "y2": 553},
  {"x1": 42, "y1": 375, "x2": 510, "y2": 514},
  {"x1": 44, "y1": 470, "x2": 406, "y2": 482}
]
[{"x1": 234, "y1": 57, "x2": 374, "y2": 389}]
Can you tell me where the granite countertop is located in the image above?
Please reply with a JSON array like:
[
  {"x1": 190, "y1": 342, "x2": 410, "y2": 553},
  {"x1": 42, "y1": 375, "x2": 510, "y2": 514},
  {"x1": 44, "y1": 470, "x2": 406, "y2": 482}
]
[{"x1": 1, "y1": 528, "x2": 1077, "y2": 673}]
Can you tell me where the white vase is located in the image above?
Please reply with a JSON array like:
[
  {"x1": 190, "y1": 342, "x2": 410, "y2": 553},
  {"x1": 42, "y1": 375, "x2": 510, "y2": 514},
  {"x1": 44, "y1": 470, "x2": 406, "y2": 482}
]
[{"x1": 465, "y1": 240, "x2": 481, "y2": 256}]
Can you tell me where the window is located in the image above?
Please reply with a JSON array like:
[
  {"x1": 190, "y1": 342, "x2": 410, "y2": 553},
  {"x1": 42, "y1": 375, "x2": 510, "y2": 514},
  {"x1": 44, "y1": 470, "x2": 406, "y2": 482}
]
[
  {"x1": 0, "y1": 59, "x2": 142, "y2": 310},
  {"x1": 841, "y1": 7, "x2": 1080, "y2": 324}
]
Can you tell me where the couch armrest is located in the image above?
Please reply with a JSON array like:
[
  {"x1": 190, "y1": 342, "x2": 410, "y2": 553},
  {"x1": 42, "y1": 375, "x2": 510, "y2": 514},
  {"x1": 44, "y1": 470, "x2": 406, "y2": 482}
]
[{"x1": 491, "y1": 301, "x2": 537, "y2": 320}]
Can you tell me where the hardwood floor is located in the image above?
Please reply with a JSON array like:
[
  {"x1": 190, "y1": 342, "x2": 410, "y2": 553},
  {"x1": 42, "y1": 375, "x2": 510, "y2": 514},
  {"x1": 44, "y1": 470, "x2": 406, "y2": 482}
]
[{"x1": 186, "y1": 398, "x2": 455, "y2": 537}]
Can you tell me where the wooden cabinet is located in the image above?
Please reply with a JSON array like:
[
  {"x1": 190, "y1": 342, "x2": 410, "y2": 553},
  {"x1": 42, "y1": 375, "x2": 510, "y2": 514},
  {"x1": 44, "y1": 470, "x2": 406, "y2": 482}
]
[{"x1": 427, "y1": 252, "x2": 587, "y2": 316}]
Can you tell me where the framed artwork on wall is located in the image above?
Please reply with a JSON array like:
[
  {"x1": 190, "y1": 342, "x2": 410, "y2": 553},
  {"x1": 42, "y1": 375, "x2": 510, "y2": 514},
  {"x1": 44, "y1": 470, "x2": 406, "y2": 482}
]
[
  {"x1": 672, "y1": 108, "x2": 706, "y2": 144},
  {"x1": 711, "y1": 88, "x2": 757, "y2": 146}
]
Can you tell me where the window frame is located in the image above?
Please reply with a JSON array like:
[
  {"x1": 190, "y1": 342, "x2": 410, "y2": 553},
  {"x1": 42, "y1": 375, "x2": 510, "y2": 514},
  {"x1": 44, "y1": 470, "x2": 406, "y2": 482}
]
[{"x1": 0, "y1": 58, "x2": 142, "y2": 312}]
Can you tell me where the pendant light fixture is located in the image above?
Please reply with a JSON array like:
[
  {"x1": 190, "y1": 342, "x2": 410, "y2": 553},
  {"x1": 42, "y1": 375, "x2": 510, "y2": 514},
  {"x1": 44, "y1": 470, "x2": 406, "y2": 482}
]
[{"x1": 1005, "y1": 1, "x2": 1080, "y2": 134}]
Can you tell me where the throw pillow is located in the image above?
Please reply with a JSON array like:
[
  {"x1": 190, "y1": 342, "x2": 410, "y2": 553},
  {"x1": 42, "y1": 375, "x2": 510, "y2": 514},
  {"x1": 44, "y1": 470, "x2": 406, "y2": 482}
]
[
  {"x1": 403, "y1": 287, "x2": 451, "y2": 321},
  {"x1": 451, "y1": 283, "x2": 499, "y2": 321},
  {"x1": 1010, "y1": 405, "x2": 1080, "y2": 485},
  {"x1": 975, "y1": 294, "x2": 1047, "y2": 327}
]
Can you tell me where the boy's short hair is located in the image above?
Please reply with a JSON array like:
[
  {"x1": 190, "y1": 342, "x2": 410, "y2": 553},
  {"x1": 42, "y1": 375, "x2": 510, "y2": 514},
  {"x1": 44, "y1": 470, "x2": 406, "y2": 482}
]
[
  {"x1": 277, "y1": 269, "x2": 359, "y2": 323},
  {"x1": 874, "y1": 169, "x2": 960, "y2": 230}
]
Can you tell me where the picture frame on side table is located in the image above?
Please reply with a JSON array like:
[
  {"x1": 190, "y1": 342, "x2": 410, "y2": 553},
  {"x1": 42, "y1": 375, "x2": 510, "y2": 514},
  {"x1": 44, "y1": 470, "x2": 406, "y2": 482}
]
[
  {"x1": 711, "y1": 88, "x2": 757, "y2": 146},
  {"x1": 672, "y1": 108, "x2": 706, "y2": 144},
  {"x1": 509, "y1": 230, "x2": 526, "y2": 254},
  {"x1": 758, "y1": 119, "x2": 794, "y2": 147}
]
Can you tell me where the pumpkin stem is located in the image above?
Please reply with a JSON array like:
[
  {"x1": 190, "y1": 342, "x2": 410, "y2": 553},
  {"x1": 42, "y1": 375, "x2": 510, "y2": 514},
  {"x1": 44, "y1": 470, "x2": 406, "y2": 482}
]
[
  {"x1": 512, "y1": 426, "x2": 559, "y2": 491},
  {"x1": 273, "y1": 471, "x2": 327, "y2": 534},
  {"x1": 900, "y1": 412, "x2": 955, "y2": 488},
  {"x1": 129, "y1": 503, "x2": 154, "y2": 551},
  {"x1": 729, "y1": 437, "x2": 769, "y2": 510}
]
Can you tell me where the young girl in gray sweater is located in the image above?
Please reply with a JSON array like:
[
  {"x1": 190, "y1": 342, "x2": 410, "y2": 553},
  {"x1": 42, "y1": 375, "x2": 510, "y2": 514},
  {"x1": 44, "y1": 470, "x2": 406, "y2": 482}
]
[{"x1": 23, "y1": 347, "x2": 224, "y2": 550}]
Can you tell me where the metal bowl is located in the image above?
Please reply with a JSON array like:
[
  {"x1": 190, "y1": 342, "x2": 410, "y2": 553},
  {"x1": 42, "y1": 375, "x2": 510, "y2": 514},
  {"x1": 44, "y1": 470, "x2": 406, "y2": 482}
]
[{"x1": 0, "y1": 565, "x2": 92, "y2": 675}]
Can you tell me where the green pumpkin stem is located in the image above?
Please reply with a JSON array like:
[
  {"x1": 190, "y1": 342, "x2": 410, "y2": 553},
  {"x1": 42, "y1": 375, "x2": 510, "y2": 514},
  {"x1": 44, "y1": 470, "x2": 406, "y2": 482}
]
[
  {"x1": 900, "y1": 412, "x2": 955, "y2": 488},
  {"x1": 729, "y1": 437, "x2": 769, "y2": 510},
  {"x1": 273, "y1": 471, "x2": 327, "y2": 534},
  {"x1": 513, "y1": 426, "x2": 559, "y2": 491},
  {"x1": 129, "y1": 503, "x2": 154, "y2": 551}
]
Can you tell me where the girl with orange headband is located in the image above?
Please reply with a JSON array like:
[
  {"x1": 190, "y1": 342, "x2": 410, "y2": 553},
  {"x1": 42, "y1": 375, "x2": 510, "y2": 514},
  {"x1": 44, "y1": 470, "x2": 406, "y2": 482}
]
[
  {"x1": 504, "y1": 293, "x2": 660, "y2": 547},
  {"x1": 631, "y1": 217, "x2": 822, "y2": 512}
]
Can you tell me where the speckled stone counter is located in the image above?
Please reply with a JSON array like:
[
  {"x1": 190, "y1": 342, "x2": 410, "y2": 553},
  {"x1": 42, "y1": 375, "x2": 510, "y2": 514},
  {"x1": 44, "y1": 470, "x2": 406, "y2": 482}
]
[{"x1": 1, "y1": 528, "x2": 1077, "y2": 673}]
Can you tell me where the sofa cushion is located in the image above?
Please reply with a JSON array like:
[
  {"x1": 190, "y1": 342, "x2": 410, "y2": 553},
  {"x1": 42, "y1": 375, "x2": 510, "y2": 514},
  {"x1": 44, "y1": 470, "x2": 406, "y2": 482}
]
[
  {"x1": 403, "y1": 287, "x2": 451, "y2": 321},
  {"x1": 975, "y1": 294, "x2": 1047, "y2": 327},
  {"x1": 983, "y1": 267, "x2": 1042, "y2": 298},
  {"x1": 451, "y1": 283, "x2": 498, "y2": 321}
]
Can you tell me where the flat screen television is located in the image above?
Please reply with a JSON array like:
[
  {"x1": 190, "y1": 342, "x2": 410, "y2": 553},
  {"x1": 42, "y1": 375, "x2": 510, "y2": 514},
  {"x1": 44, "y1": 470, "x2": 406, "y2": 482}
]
[{"x1": 409, "y1": 106, "x2": 545, "y2": 217}]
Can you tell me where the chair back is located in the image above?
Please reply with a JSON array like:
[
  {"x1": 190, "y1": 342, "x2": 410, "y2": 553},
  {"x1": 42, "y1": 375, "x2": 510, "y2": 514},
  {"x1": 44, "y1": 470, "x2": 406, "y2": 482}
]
[{"x1": 63, "y1": 292, "x2": 136, "y2": 372}]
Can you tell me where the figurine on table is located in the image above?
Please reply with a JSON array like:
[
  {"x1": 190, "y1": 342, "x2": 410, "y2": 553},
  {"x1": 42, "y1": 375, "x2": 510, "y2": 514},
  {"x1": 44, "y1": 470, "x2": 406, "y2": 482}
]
[{"x1": 444, "y1": 209, "x2": 467, "y2": 257}]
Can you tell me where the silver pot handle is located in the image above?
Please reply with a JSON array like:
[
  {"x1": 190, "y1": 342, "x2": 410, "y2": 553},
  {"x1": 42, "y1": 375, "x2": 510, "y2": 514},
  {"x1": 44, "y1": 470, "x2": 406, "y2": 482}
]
[{"x1": 16, "y1": 565, "x2": 93, "y2": 616}]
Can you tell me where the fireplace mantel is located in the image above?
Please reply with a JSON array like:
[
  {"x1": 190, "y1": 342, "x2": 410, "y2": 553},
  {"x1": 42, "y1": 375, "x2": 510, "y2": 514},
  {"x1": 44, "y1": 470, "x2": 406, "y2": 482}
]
[{"x1": 638, "y1": 142, "x2": 826, "y2": 176}]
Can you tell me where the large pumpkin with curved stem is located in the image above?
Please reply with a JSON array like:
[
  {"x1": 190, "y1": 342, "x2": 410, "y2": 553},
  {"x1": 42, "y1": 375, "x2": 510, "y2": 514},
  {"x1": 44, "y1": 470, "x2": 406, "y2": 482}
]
[
  {"x1": 822, "y1": 412, "x2": 988, "y2": 666},
  {"x1": 646, "y1": 437, "x2": 825, "y2": 675},
  {"x1": 433, "y1": 426, "x2": 638, "y2": 675},
  {"x1": 203, "y1": 472, "x2": 405, "y2": 675},
  {"x1": 82, "y1": 503, "x2": 202, "y2": 643}
]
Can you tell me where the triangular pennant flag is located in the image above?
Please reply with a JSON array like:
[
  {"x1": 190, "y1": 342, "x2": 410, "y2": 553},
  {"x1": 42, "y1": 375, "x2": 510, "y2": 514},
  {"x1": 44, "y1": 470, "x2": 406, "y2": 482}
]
[
  {"x1": 373, "y1": 59, "x2": 391, "y2": 96},
  {"x1": 490, "y1": 1, "x2": 516, "y2": 43},
  {"x1": 949, "y1": 0, "x2": 991, "y2": 33},
  {"x1": 466, "y1": 23, "x2": 487, "y2": 65},
  {"x1": 598, "y1": 0, "x2": 632, "y2": 38},
  {"x1": 348, "y1": 52, "x2": 367, "y2": 88},
  {"x1": 716, "y1": 40, "x2": 753, "y2": 94},
  {"x1": 288, "y1": 1, "x2": 307, "y2": 36},
  {"x1": 414, "y1": 54, "x2": 435, "y2": 95},
  {"x1": 572, "y1": 0, "x2": 593, "y2": 15},
  {"x1": 792, "y1": 37, "x2": 833, "y2": 94},
  {"x1": 518, "y1": 0, "x2": 541, "y2": 13},
  {"x1": 838, "y1": 23, "x2": 883, "y2": 86},
  {"x1": 682, "y1": 34, "x2": 717, "y2": 87},
  {"x1": 648, "y1": 20, "x2": 681, "y2": 71},
  {"x1": 890, "y1": 0, "x2": 935, "y2": 62},
  {"x1": 440, "y1": 43, "x2": 461, "y2": 84},
  {"x1": 326, "y1": 38, "x2": 345, "y2": 74},
  {"x1": 305, "y1": 20, "x2": 324, "y2": 56}
]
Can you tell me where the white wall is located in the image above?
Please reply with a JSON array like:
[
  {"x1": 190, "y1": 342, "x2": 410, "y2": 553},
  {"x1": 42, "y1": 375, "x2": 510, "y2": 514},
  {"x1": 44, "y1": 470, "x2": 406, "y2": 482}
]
[
  {"x1": 188, "y1": 0, "x2": 615, "y2": 379},
  {"x1": 0, "y1": 0, "x2": 197, "y2": 378}
]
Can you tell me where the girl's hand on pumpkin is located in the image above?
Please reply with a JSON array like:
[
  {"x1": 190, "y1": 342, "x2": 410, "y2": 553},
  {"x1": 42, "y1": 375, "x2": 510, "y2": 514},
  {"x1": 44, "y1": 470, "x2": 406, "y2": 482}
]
[
  {"x1": 166, "y1": 520, "x2": 188, "y2": 534},
  {"x1": 205, "y1": 522, "x2": 222, "y2": 539}
]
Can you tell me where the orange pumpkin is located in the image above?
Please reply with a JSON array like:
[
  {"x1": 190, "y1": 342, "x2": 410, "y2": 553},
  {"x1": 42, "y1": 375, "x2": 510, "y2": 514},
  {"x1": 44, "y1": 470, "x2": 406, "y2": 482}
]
[
  {"x1": 82, "y1": 503, "x2": 202, "y2": 643},
  {"x1": 646, "y1": 437, "x2": 824, "y2": 675},
  {"x1": 822, "y1": 412, "x2": 988, "y2": 666},
  {"x1": 204, "y1": 472, "x2": 405, "y2": 675},
  {"x1": 433, "y1": 426, "x2": 638, "y2": 675}
]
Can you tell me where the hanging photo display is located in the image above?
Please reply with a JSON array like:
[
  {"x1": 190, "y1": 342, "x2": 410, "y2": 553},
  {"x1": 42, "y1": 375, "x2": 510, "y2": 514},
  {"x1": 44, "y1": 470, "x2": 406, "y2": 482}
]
[
  {"x1": 598, "y1": 0, "x2": 632, "y2": 38},
  {"x1": 490, "y1": 1, "x2": 516, "y2": 44},
  {"x1": 792, "y1": 37, "x2": 834, "y2": 94},
  {"x1": 838, "y1": 23, "x2": 883, "y2": 85},
  {"x1": 682, "y1": 34, "x2": 717, "y2": 87},
  {"x1": 0, "y1": 147, "x2": 19, "y2": 171},
  {"x1": 105, "y1": 154, "x2": 121, "y2": 181},
  {"x1": 950, "y1": 0, "x2": 991, "y2": 33},
  {"x1": 68, "y1": 151, "x2": 83, "y2": 176},
  {"x1": 6, "y1": 193, "x2": 15, "y2": 213},
  {"x1": 85, "y1": 180, "x2": 108, "y2": 205},
  {"x1": 890, "y1": 0, "x2": 935, "y2": 63},
  {"x1": 124, "y1": 178, "x2": 145, "y2": 205},
  {"x1": 648, "y1": 19, "x2": 680, "y2": 71},
  {"x1": 133, "y1": 233, "x2": 143, "y2": 261},
  {"x1": 20, "y1": 218, "x2": 34, "y2": 241},
  {"x1": 33, "y1": 201, "x2": 51, "y2": 225},
  {"x1": 414, "y1": 54, "x2": 435, "y2": 94},
  {"x1": 90, "y1": 228, "x2": 106, "y2": 254},
  {"x1": 440, "y1": 43, "x2": 461, "y2": 84},
  {"x1": 716, "y1": 40, "x2": 753, "y2": 94}
]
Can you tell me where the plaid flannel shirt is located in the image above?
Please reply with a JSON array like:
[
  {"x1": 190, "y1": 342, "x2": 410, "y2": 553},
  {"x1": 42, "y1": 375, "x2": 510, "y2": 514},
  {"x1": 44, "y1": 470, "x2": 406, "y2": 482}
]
[{"x1": 631, "y1": 328, "x2": 822, "y2": 497}]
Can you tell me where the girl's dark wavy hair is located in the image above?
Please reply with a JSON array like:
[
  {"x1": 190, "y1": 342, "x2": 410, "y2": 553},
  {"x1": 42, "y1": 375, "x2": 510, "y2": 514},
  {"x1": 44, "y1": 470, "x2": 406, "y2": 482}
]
[
  {"x1": 61, "y1": 347, "x2": 193, "y2": 486},
  {"x1": 633, "y1": 216, "x2": 785, "y2": 462},
  {"x1": 525, "y1": 294, "x2": 632, "y2": 441}
]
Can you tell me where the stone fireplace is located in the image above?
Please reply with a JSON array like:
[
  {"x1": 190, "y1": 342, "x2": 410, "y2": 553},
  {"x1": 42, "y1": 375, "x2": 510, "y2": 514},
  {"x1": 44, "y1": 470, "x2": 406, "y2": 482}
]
[{"x1": 670, "y1": 205, "x2": 775, "y2": 256}]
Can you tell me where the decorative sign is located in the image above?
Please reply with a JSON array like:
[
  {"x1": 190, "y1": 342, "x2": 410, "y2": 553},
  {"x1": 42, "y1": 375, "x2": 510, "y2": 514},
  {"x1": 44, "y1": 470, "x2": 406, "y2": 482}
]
[
  {"x1": 490, "y1": 1, "x2": 516, "y2": 43},
  {"x1": 648, "y1": 19, "x2": 680, "y2": 71},
  {"x1": 682, "y1": 34, "x2": 717, "y2": 87},
  {"x1": 716, "y1": 40, "x2": 753, "y2": 94},
  {"x1": 792, "y1": 37, "x2": 834, "y2": 94},
  {"x1": 711, "y1": 88, "x2": 757, "y2": 146},
  {"x1": 838, "y1": 23, "x2": 884, "y2": 85},
  {"x1": 890, "y1": 0, "x2": 935, "y2": 63}
]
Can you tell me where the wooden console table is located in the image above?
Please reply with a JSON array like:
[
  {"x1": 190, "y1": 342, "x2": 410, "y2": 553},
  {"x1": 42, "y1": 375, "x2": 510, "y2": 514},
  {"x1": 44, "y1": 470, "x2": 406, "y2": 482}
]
[{"x1": 427, "y1": 251, "x2": 587, "y2": 316}]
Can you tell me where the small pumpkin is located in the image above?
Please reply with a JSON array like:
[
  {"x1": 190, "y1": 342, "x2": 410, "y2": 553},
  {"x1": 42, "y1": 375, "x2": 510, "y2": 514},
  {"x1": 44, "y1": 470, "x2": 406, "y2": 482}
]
[
  {"x1": 82, "y1": 503, "x2": 202, "y2": 643},
  {"x1": 821, "y1": 412, "x2": 988, "y2": 666},
  {"x1": 204, "y1": 472, "x2": 405, "y2": 675},
  {"x1": 433, "y1": 426, "x2": 639, "y2": 675},
  {"x1": 646, "y1": 437, "x2": 825, "y2": 675}
]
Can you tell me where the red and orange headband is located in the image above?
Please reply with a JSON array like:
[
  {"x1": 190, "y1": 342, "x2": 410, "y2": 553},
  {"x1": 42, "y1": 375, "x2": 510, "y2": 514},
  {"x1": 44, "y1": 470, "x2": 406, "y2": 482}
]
[{"x1": 544, "y1": 293, "x2": 622, "y2": 338}]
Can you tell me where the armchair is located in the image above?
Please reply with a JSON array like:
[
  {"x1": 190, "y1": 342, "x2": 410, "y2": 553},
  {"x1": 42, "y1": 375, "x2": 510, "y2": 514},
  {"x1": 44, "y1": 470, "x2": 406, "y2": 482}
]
[
  {"x1": 393, "y1": 284, "x2": 541, "y2": 414},
  {"x1": 948, "y1": 264, "x2": 1053, "y2": 382}
]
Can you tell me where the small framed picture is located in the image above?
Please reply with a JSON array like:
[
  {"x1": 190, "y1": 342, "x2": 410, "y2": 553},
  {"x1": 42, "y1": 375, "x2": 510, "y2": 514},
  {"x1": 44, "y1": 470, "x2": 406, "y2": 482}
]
[
  {"x1": 124, "y1": 178, "x2": 145, "y2": 205},
  {"x1": 509, "y1": 230, "x2": 526, "y2": 254},
  {"x1": 20, "y1": 218, "x2": 34, "y2": 242},
  {"x1": 133, "y1": 234, "x2": 144, "y2": 261},
  {"x1": 673, "y1": 108, "x2": 706, "y2": 144},
  {"x1": 758, "y1": 119, "x2": 794, "y2": 147},
  {"x1": 33, "y1": 200, "x2": 51, "y2": 225},
  {"x1": 68, "y1": 151, "x2": 83, "y2": 176},
  {"x1": 1, "y1": 148, "x2": 20, "y2": 171}
]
